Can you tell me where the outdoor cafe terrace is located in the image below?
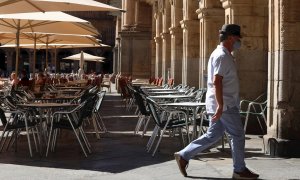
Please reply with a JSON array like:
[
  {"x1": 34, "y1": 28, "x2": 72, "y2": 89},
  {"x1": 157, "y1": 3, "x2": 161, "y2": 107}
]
[{"x1": 0, "y1": 76, "x2": 296, "y2": 179}]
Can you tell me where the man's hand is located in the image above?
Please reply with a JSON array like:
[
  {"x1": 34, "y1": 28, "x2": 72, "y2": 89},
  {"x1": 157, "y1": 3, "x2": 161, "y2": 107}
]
[
  {"x1": 213, "y1": 74, "x2": 223, "y2": 121},
  {"x1": 212, "y1": 105, "x2": 223, "y2": 121}
]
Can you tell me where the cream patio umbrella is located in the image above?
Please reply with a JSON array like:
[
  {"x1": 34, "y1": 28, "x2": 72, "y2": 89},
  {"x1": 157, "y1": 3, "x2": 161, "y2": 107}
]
[
  {"x1": 0, "y1": 0, "x2": 123, "y2": 14},
  {"x1": 1, "y1": 43, "x2": 109, "y2": 73},
  {"x1": 0, "y1": 43, "x2": 110, "y2": 49},
  {"x1": 0, "y1": 11, "x2": 99, "y2": 75},
  {"x1": 63, "y1": 51, "x2": 105, "y2": 71},
  {"x1": 0, "y1": 33, "x2": 101, "y2": 73}
]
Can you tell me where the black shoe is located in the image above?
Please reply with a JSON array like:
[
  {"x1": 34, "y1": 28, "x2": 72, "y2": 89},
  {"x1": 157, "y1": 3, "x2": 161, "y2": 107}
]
[
  {"x1": 232, "y1": 167, "x2": 259, "y2": 179},
  {"x1": 174, "y1": 152, "x2": 188, "y2": 177}
]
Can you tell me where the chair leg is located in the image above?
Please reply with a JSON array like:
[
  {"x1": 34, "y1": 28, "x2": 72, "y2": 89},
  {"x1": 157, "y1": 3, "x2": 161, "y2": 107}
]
[
  {"x1": 0, "y1": 125, "x2": 9, "y2": 152},
  {"x1": 256, "y1": 116, "x2": 265, "y2": 134},
  {"x1": 79, "y1": 127, "x2": 91, "y2": 149},
  {"x1": 51, "y1": 129, "x2": 59, "y2": 153},
  {"x1": 46, "y1": 123, "x2": 54, "y2": 157},
  {"x1": 152, "y1": 127, "x2": 167, "y2": 157},
  {"x1": 147, "y1": 126, "x2": 159, "y2": 153},
  {"x1": 178, "y1": 128, "x2": 186, "y2": 147},
  {"x1": 2, "y1": 131, "x2": 12, "y2": 152},
  {"x1": 31, "y1": 128, "x2": 38, "y2": 153},
  {"x1": 146, "y1": 126, "x2": 158, "y2": 150},
  {"x1": 134, "y1": 115, "x2": 142, "y2": 135},
  {"x1": 136, "y1": 116, "x2": 145, "y2": 135},
  {"x1": 79, "y1": 127, "x2": 92, "y2": 154},
  {"x1": 134, "y1": 106, "x2": 139, "y2": 115},
  {"x1": 142, "y1": 116, "x2": 151, "y2": 137},
  {"x1": 67, "y1": 117, "x2": 87, "y2": 157},
  {"x1": 35, "y1": 127, "x2": 41, "y2": 151},
  {"x1": 244, "y1": 112, "x2": 250, "y2": 132},
  {"x1": 91, "y1": 115, "x2": 100, "y2": 139},
  {"x1": 24, "y1": 119, "x2": 33, "y2": 157},
  {"x1": 97, "y1": 113, "x2": 107, "y2": 133}
]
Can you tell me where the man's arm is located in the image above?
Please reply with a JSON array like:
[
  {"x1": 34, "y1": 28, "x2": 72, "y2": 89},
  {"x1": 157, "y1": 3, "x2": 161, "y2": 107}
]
[{"x1": 212, "y1": 74, "x2": 223, "y2": 121}]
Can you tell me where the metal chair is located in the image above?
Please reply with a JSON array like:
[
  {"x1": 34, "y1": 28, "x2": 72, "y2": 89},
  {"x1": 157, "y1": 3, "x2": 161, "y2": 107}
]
[
  {"x1": 46, "y1": 96, "x2": 96, "y2": 157},
  {"x1": 0, "y1": 107, "x2": 38, "y2": 157},
  {"x1": 240, "y1": 93, "x2": 267, "y2": 134},
  {"x1": 91, "y1": 90, "x2": 107, "y2": 139},
  {"x1": 133, "y1": 90, "x2": 151, "y2": 137},
  {"x1": 146, "y1": 97, "x2": 190, "y2": 156}
]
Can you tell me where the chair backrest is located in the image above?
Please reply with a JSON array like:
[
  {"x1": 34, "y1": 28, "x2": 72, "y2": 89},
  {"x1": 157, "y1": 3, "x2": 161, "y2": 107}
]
[
  {"x1": 119, "y1": 78, "x2": 131, "y2": 99},
  {"x1": 94, "y1": 91, "x2": 106, "y2": 112},
  {"x1": 158, "y1": 77, "x2": 164, "y2": 86},
  {"x1": 4, "y1": 95, "x2": 18, "y2": 110},
  {"x1": 88, "y1": 86, "x2": 98, "y2": 93},
  {"x1": 134, "y1": 91, "x2": 149, "y2": 116},
  {"x1": 146, "y1": 97, "x2": 168, "y2": 128},
  {"x1": 194, "y1": 88, "x2": 207, "y2": 102},
  {"x1": 75, "y1": 95, "x2": 97, "y2": 128},
  {"x1": 184, "y1": 87, "x2": 195, "y2": 95},
  {"x1": 0, "y1": 107, "x2": 7, "y2": 126},
  {"x1": 167, "y1": 78, "x2": 174, "y2": 87},
  {"x1": 126, "y1": 83, "x2": 135, "y2": 98}
]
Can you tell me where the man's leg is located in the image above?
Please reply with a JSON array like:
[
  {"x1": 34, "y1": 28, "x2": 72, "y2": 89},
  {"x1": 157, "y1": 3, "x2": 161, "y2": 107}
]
[
  {"x1": 179, "y1": 117, "x2": 225, "y2": 161},
  {"x1": 221, "y1": 107, "x2": 246, "y2": 172}
]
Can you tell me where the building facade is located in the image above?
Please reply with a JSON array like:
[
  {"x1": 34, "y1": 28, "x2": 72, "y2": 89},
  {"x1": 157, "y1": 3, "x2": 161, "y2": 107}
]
[{"x1": 114, "y1": 0, "x2": 300, "y2": 157}]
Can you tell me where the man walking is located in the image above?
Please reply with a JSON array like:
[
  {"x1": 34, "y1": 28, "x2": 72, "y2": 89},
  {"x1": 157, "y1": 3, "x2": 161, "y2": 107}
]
[{"x1": 174, "y1": 24, "x2": 259, "y2": 179}]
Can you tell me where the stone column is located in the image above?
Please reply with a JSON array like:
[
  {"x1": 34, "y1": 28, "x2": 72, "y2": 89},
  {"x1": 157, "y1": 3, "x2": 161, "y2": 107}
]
[
  {"x1": 154, "y1": 36, "x2": 162, "y2": 78},
  {"x1": 114, "y1": 16, "x2": 121, "y2": 74},
  {"x1": 264, "y1": 0, "x2": 300, "y2": 157},
  {"x1": 119, "y1": 31, "x2": 152, "y2": 78},
  {"x1": 122, "y1": 0, "x2": 136, "y2": 30},
  {"x1": 197, "y1": 0, "x2": 224, "y2": 88},
  {"x1": 150, "y1": 4, "x2": 157, "y2": 78},
  {"x1": 181, "y1": 0, "x2": 200, "y2": 87},
  {"x1": 161, "y1": 1, "x2": 171, "y2": 82},
  {"x1": 220, "y1": 0, "x2": 268, "y2": 100},
  {"x1": 169, "y1": 0, "x2": 183, "y2": 85},
  {"x1": 154, "y1": 3, "x2": 163, "y2": 78},
  {"x1": 118, "y1": 1, "x2": 152, "y2": 79}
]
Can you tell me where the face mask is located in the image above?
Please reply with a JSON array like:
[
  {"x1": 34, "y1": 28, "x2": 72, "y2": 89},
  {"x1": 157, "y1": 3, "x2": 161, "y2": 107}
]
[{"x1": 233, "y1": 39, "x2": 241, "y2": 50}]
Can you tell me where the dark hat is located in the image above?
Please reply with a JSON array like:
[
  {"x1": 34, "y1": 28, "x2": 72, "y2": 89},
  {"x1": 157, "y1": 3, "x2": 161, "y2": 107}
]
[{"x1": 219, "y1": 24, "x2": 242, "y2": 38}]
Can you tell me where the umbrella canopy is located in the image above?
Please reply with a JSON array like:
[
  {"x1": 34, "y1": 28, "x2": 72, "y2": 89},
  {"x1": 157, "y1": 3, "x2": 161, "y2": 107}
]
[
  {"x1": 0, "y1": 0, "x2": 123, "y2": 14},
  {"x1": 0, "y1": 33, "x2": 99, "y2": 45},
  {"x1": 0, "y1": 43, "x2": 110, "y2": 49},
  {"x1": 0, "y1": 32, "x2": 100, "y2": 73},
  {"x1": 0, "y1": 11, "x2": 98, "y2": 35},
  {"x1": 0, "y1": 11, "x2": 99, "y2": 74},
  {"x1": 63, "y1": 51, "x2": 105, "y2": 70}
]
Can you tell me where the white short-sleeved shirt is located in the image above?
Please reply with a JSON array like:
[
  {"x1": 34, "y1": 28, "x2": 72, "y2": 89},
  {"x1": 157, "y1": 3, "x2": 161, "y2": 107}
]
[{"x1": 205, "y1": 45, "x2": 240, "y2": 114}]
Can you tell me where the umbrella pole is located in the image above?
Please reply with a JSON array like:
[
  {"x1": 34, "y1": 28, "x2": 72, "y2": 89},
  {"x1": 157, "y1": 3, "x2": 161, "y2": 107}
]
[
  {"x1": 80, "y1": 51, "x2": 84, "y2": 71},
  {"x1": 33, "y1": 34, "x2": 37, "y2": 76},
  {"x1": 46, "y1": 38, "x2": 49, "y2": 72},
  {"x1": 15, "y1": 20, "x2": 20, "y2": 76},
  {"x1": 54, "y1": 46, "x2": 57, "y2": 73}
]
